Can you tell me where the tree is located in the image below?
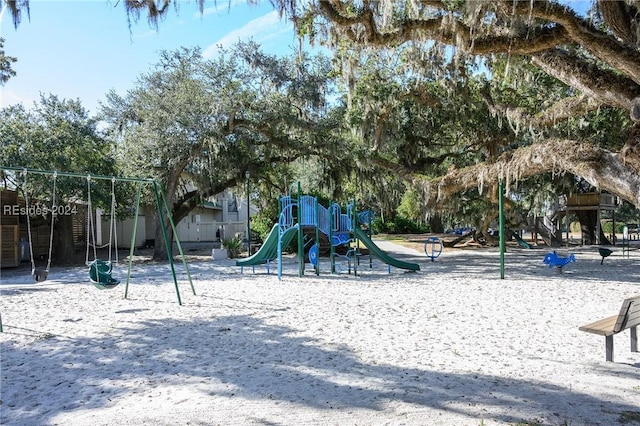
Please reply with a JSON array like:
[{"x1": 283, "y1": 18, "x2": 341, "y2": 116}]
[
  {"x1": 102, "y1": 43, "x2": 338, "y2": 260},
  {"x1": 0, "y1": 94, "x2": 119, "y2": 264},
  {"x1": 0, "y1": 37, "x2": 17, "y2": 85},
  {"x1": 289, "y1": 0, "x2": 640, "y2": 209}
]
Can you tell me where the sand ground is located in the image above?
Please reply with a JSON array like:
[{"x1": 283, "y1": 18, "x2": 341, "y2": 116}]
[{"x1": 1, "y1": 240, "x2": 639, "y2": 425}]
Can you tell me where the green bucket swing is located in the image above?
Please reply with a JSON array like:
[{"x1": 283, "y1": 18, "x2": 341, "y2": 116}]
[
  {"x1": 86, "y1": 176, "x2": 120, "y2": 290},
  {"x1": 88, "y1": 259, "x2": 120, "y2": 289}
]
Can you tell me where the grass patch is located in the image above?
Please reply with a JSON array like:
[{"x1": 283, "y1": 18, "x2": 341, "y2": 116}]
[{"x1": 619, "y1": 411, "x2": 640, "y2": 424}]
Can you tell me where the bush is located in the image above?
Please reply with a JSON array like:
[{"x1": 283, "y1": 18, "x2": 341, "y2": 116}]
[
  {"x1": 372, "y1": 216, "x2": 430, "y2": 234},
  {"x1": 250, "y1": 214, "x2": 274, "y2": 242},
  {"x1": 221, "y1": 237, "x2": 242, "y2": 259}
]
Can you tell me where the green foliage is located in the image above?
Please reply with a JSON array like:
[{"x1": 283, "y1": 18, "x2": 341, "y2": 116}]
[
  {"x1": 601, "y1": 221, "x2": 628, "y2": 235},
  {"x1": 601, "y1": 221, "x2": 613, "y2": 234},
  {"x1": 250, "y1": 214, "x2": 274, "y2": 242},
  {"x1": 0, "y1": 94, "x2": 122, "y2": 262},
  {"x1": 396, "y1": 189, "x2": 421, "y2": 223},
  {"x1": 0, "y1": 94, "x2": 119, "y2": 209},
  {"x1": 101, "y1": 42, "x2": 337, "y2": 258},
  {"x1": 615, "y1": 201, "x2": 640, "y2": 223},
  {"x1": 372, "y1": 216, "x2": 429, "y2": 234},
  {"x1": 0, "y1": 38, "x2": 16, "y2": 85},
  {"x1": 221, "y1": 237, "x2": 242, "y2": 259}
]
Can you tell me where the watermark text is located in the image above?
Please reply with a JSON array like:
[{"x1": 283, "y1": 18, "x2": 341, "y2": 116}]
[{"x1": 3, "y1": 204, "x2": 78, "y2": 217}]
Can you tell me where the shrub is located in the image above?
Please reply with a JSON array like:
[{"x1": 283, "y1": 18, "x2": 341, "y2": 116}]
[
  {"x1": 222, "y1": 237, "x2": 242, "y2": 259},
  {"x1": 372, "y1": 216, "x2": 430, "y2": 234},
  {"x1": 250, "y1": 214, "x2": 273, "y2": 242}
]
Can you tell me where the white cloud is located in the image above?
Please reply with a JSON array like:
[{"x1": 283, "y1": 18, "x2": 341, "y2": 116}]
[
  {"x1": 202, "y1": 11, "x2": 291, "y2": 58},
  {"x1": 0, "y1": 89, "x2": 31, "y2": 109}
]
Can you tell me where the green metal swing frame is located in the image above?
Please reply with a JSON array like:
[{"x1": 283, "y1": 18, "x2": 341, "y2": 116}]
[{"x1": 0, "y1": 166, "x2": 195, "y2": 334}]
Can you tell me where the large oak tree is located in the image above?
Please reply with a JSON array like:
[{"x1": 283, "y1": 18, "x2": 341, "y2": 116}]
[
  {"x1": 102, "y1": 43, "x2": 338, "y2": 259},
  {"x1": 285, "y1": 0, "x2": 640, "y2": 209}
]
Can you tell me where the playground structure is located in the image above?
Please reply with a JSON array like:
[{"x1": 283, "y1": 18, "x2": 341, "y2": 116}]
[
  {"x1": 0, "y1": 166, "x2": 195, "y2": 304},
  {"x1": 236, "y1": 186, "x2": 420, "y2": 279}
]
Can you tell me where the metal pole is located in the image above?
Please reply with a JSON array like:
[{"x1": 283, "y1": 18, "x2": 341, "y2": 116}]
[
  {"x1": 125, "y1": 182, "x2": 142, "y2": 298},
  {"x1": 499, "y1": 179, "x2": 505, "y2": 279},
  {"x1": 352, "y1": 199, "x2": 358, "y2": 277},
  {"x1": 157, "y1": 184, "x2": 195, "y2": 296},
  {"x1": 329, "y1": 202, "x2": 335, "y2": 273},
  {"x1": 277, "y1": 195, "x2": 283, "y2": 281},
  {"x1": 1, "y1": 166, "x2": 155, "y2": 184},
  {"x1": 245, "y1": 170, "x2": 251, "y2": 255},
  {"x1": 152, "y1": 181, "x2": 182, "y2": 305},
  {"x1": 297, "y1": 182, "x2": 304, "y2": 277},
  {"x1": 315, "y1": 197, "x2": 320, "y2": 275}
]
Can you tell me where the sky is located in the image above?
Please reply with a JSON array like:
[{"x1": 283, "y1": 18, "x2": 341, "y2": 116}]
[{"x1": 0, "y1": 0, "x2": 301, "y2": 114}]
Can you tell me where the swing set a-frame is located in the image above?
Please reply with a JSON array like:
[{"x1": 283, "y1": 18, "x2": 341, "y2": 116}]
[{"x1": 0, "y1": 166, "x2": 195, "y2": 326}]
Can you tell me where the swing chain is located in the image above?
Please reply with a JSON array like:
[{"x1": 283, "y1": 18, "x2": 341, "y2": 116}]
[
  {"x1": 21, "y1": 169, "x2": 56, "y2": 281},
  {"x1": 45, "y1": 172, "x2": 57, "y2": 273},
  {"x1": 22, "y1": 169, "x2": 36, "y2": 276},
  {"x1": 86, "y1": 175, "x2": 98, "y2": 265}
]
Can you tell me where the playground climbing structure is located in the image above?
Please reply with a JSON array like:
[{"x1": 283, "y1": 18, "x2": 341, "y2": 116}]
[{"x1": 236, "y1": 186, "x2": 420, "y2": 279}]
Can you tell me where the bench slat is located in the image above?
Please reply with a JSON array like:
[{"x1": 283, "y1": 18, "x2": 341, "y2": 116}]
[
  {"x1": 580, "y1": 315, "x2": 618, "y2": 336},
  {"x1": 622, "y1": 301, "x2": 640, "y2": 329},
  {"x1": 614, "y1": 296, "x2": 640, "y2": 332}
]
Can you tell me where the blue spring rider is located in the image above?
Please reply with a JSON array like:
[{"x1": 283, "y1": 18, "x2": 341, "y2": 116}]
[
  {"x1": 424, "y1": 236, "x2": 443, "y2": 262},
  {"x1": 543, "y1": 251, "x2": 576, "y2": 271}
]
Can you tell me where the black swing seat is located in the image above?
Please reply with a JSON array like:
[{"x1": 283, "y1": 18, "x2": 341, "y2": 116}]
[
  {"x1": 33, "y1": 268, "x2": 48, "y2": 282},
  {"x1": 88, "y1": 259, "x2": 120, "y2": 290}
]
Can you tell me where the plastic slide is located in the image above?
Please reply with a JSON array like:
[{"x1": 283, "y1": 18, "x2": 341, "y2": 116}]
[
  {"x1": 353, "y1": 228, "x2": 420, "y2": 271},
  {"x1": 236, "y1": 224, "x2": 299, "y2": 267},
  {"x1": 509, "y1": 229, "x2": 531, "y2": 249}
]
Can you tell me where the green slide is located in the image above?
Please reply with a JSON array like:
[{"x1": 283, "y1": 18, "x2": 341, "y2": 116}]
[
  {"x1": 508, "y1": 228, "x2": 531, "y2": 249},
  {"x1": 236, "y1": 224, "x2": 299, "y2": 267},
  {"x1": 353, "y1": 228, "x2": 420, "y2": 272}
]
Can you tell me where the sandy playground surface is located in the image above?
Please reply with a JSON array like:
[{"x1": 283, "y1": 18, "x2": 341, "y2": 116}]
[{"x1": 1, "y1": 239, "x2": 639, "y2": 425}]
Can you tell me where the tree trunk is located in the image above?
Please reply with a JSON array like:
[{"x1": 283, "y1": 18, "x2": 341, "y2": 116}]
[
  {"x1": 151, "y1": 178, "x2": 175, "y2": 262},
  {"x1": 428, "y1": 214, "x2": 444, "y2": 233},
  {"x1": 152, "y1": 203, "x2": 191, "y2": 261},
  {"x1": 476, "y1": 214, "x2": 498, "y2": 246},
  {"x1": 574, "y1": 210, "x2": 611, "y2": 245},
  {"x1": 152, "y1": 214, "x2": 173, "y2": 261},
  {"x1": 576, "y1": 211, "x2": 596, "y2": 245}
]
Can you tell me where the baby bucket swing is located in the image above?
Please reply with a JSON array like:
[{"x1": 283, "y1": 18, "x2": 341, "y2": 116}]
[
  {"x1": 23, "y1": 170, "x2": 56, "y2": 282},
  {"x1": 86, "y1": 176, "x2": 120, "y2": 290}
]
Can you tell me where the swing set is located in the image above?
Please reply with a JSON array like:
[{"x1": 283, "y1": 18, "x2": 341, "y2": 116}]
[{"x1": 1, "y1": 166, "x2": 195, "y2": 306}]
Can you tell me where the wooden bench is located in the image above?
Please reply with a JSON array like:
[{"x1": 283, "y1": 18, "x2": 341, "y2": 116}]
[{"x1": 579, "y1": 295, "x2": 640, "y2": 362}]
